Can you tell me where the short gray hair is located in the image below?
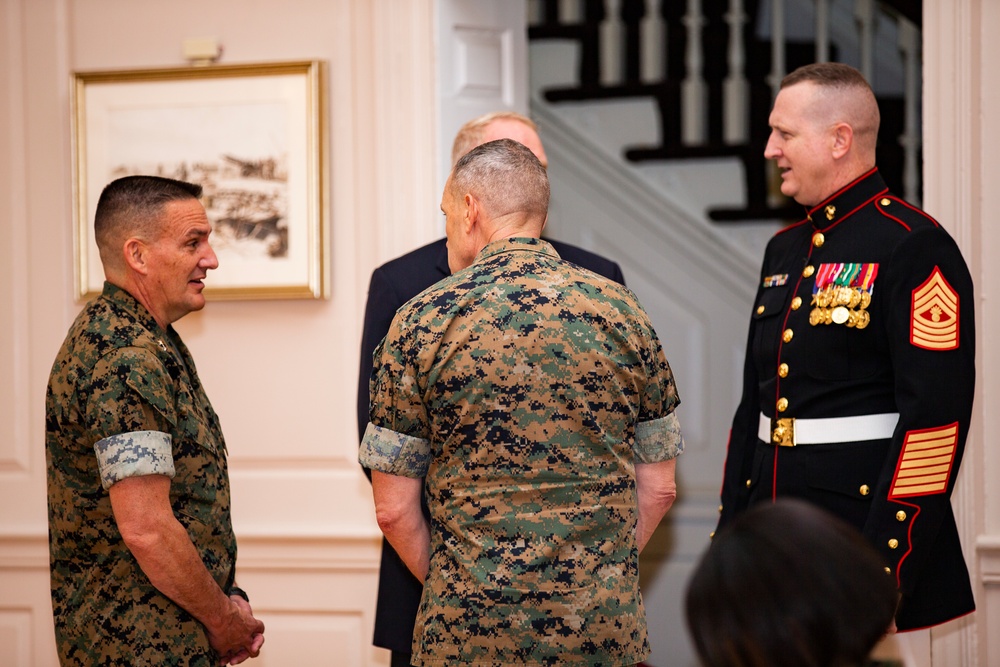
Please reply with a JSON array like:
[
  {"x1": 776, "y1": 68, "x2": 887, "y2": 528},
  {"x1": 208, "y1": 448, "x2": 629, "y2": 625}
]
[
  {"x1": 450, "y1": 138, "x2": 549, "y2": 221},
  {"x1": 94, "y1": 175, "x2": 202, "y2": 271}
]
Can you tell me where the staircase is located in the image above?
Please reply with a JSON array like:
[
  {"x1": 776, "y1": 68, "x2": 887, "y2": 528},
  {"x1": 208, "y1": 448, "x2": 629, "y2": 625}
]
[
  {"x1": 527, "y1": 0, "x2": 922, "y2": 222},
  {"x1": 523, "y1": 4, "x2": 922, "y2": 666}
]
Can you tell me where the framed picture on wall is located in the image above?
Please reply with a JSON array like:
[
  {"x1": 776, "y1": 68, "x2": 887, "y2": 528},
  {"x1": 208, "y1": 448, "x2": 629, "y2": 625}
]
[{"x1": 71, "y1": 60, "x2": 328, "y2": 300}]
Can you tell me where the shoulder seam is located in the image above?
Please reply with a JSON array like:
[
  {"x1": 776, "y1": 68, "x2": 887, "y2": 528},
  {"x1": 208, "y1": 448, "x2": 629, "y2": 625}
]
[
  {"x1": 774, "y1": 218, "x2": 811, "y2": 237},
  {"x1": 876, "y1": 196, "x2": 940, "y2": 232}
]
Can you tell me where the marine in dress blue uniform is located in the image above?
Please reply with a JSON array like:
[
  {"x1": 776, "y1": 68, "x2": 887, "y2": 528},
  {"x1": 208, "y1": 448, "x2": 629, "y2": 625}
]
[{"x1": 718, "y1": 64, "x2": 975, "y2": 631}]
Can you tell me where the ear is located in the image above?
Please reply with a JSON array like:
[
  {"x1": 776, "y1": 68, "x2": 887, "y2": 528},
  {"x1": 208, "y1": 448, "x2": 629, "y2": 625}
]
[
  {"x1": 122, "y1": 237, "x2": 150, "y2": 276},
  {"x1": 463, "y1": 193, "x2": 479, "y2": 234},
  {"x1": 831, "y1": 122, "x2": 853, "y2": 159}
]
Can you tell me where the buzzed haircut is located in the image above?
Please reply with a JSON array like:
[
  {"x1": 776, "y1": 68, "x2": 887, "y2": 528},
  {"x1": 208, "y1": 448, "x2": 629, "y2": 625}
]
[
  {"x1": 781, "y1": 62, "x2": 880, "y2": 149},
  {"x1": 94, "y1": 175, "x2": 203, "y2": 270},
  {"x1": 450, "y1": 138, "x2": 549, "y2": 222},
  {"x1": 451, "y1": 111, "x2": 539, "y2": 166}
]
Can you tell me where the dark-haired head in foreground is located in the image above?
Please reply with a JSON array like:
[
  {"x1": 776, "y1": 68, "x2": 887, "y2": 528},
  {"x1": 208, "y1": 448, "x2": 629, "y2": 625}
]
[{"x1": 686, "y1": 499, "x2": 897, "y2": 667}]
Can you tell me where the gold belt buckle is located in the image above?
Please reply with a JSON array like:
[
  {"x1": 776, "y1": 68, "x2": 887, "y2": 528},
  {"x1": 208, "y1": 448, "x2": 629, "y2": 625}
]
[{"x1": 771, "y1": 417, "x2": 796, "y2": 447}]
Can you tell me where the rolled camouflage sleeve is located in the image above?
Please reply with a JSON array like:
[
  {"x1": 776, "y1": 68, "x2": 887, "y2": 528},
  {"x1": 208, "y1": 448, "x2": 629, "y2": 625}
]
[
  {"x1": 634, "y1": 412, "x2": 684, "y2": 463},
  {"x1": 94, "y1": 430, "x2": 175, "y2": 489},
  {"x1": 359, "y1": 423, "x2": 431, "y2": 478}
]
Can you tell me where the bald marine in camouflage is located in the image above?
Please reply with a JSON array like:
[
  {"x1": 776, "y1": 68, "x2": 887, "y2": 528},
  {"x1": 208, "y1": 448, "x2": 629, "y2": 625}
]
[
  {"x1": 45, "y1": 176, "x2": 264, "y2": 665},
  {"x1": 361, "y1": 138, "x2": 683, "y2": 666}
]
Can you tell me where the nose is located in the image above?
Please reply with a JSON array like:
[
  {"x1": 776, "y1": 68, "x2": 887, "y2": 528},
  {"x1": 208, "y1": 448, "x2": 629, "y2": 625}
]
[
  {"x1": 201, "y1": 242, "x2": 220, "y2": 270},
  {"x1": 763, "y1": 131, "x2": 780, "y2": 160}
]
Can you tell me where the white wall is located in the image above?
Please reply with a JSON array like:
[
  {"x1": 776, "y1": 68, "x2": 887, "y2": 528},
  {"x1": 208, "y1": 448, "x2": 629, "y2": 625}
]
[
  {"x1": 924, "y1": 1, "x2": 1000, "y2": 663},
  {"x1": 0, "y1": 0, "x2": 436, "y2": 664}
]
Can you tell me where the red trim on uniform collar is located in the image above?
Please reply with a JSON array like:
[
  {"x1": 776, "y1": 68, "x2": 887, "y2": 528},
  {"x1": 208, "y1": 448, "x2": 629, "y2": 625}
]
[
  {"x1": 807, "y1": 167, "x2": 880, "y2": 218},
  {"x1": 806, "y1": 168, "x2": 889, "y2": 233}
]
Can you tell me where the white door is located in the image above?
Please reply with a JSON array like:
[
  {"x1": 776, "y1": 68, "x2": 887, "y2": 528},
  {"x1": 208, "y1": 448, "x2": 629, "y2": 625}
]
[{"x1": 435, "y1": 0, "x2": 528, "y2": 203}]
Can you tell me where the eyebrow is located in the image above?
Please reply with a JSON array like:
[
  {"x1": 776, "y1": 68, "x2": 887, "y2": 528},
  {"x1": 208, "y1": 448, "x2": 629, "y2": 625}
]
[{"x1": 184, "y1": 227, "x2": 211, "y2": 240}]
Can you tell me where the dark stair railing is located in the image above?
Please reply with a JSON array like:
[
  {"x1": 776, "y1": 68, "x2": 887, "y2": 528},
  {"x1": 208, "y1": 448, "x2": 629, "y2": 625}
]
[{"x1": 528, "y1": 0, "x2": 922, "y2": 222}]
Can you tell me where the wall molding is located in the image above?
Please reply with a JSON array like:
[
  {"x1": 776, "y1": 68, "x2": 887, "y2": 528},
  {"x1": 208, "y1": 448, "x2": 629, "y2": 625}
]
[{"x1": 923, "y1": 0, "x2": 993, "y2": 664}]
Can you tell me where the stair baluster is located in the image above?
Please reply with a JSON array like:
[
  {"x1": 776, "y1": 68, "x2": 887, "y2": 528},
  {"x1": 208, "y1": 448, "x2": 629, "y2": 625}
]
[
  {"x1": 641, "y1": 0, "x2": 664, "y2": 83},
  {"x1": 529, "y1": 0, "x2": 919, "y2": 222},
  {"x1": 723, "y1": 0, "x2": 750, "y2": 144},
  {"x1": 898, "y1": 17, "x2": 921, "y2": 205}
]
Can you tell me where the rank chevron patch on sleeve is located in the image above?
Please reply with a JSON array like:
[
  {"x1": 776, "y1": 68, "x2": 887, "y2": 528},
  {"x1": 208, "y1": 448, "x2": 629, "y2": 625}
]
[
  {"x1": 889, "y1": 423, "x2": 959, "y2": 498},
  {"x1": 910, "y1": 266, "x2": 960, "y2": 350}
]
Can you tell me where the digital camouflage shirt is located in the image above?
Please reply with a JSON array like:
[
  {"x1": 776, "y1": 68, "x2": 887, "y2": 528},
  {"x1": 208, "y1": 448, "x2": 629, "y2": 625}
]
[
  {"x1": 361, "y1": 238, "x2": 683, "y2": 666},
  {"x1": 46, "y1": 282, "x2": 236, "y2": 666}
]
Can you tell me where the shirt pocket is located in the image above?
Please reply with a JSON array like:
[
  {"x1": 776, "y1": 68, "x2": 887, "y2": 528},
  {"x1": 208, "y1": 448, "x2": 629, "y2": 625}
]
[
  {"x1": 803, "y1": 440, "x2": 889, "y2": 528},
  {"x1": 751, "y1": 286, "x2": 790, "y2": 364}
]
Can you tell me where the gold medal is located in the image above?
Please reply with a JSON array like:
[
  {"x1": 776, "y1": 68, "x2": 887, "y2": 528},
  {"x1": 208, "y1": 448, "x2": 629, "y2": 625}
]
[
  {"x1": 860, "y1": 290, "x2": 871, "y2": 309},
  {"x1": 848, "y1": 288, "x2": 862, "y2": 308},
  {"x1": 832, "y1": 306, "x2": 850, "y2": 324},
  {"x1": 817, "y1": 287, "x2": 832, "y2": 308},
  {"x1": 810, "y1": 308, "x2": 823, "y2": 326},
  {"x1": 836, "y1": 286, "x2": 853, "y2": 306},
  {"x1": 855, "y1": 310, "x2": 870, "y2": 329}
]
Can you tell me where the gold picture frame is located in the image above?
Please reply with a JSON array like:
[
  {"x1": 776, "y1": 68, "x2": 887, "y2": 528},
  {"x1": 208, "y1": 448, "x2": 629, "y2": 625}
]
[{"x1": 71, "y1": 60, "x2": 328, "y2": 300}]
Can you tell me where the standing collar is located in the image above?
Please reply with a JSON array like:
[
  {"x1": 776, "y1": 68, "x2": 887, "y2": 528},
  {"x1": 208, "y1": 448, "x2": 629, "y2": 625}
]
[{"x1": 805, "y1": 168, "x2": 889, "y2": 230}]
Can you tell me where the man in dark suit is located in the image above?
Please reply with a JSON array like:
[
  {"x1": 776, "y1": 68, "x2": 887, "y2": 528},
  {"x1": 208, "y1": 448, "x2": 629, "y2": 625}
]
[{"x1": 357, "y1": 111, "x2": 626, "y2": 667}]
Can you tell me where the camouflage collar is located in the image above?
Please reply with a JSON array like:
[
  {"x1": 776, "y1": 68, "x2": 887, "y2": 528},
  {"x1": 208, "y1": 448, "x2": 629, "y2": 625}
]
[
  {"x1": 100, "y1": 281, "x2": 169, "y2": 336},
  {"x1": 473, "y1": 237, "x2": 558, "y2": 265}
]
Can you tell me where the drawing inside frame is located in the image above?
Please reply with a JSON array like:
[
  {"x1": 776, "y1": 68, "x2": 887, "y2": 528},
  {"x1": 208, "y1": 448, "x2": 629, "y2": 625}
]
[{"x1": 72, "y1": 60, "x2": 328, "y2": 300}]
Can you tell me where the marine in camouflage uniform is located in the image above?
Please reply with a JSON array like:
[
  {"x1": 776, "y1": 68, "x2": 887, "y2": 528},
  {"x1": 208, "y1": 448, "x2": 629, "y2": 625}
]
[
  {"x1": 357, "y1": 111, "x2": 627, "y2": 667},
  {"x1": 362, "y1": 234, "x2": 682, "y2": 665},
  {"x1": 45, "y1": 175, "x2": 261, "y2": 665},
  {"x1": 46, "y1": 282, "x2": 237, "y2": 665}
]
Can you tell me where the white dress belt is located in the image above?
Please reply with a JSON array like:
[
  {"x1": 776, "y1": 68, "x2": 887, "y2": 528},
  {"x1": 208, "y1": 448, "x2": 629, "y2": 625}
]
[{"x1": 757, "y1": 411, "x2": 900, "y2": 446}]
